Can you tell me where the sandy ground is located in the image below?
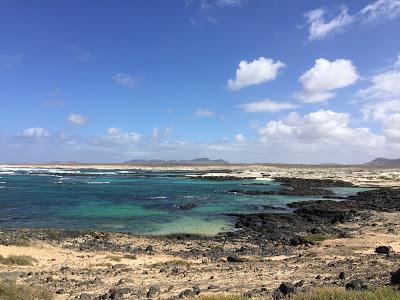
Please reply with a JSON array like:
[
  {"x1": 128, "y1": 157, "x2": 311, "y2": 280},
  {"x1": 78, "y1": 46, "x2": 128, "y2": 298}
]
[{"x1": 0, "y1": 210, "x2": 399, "y2": 299}]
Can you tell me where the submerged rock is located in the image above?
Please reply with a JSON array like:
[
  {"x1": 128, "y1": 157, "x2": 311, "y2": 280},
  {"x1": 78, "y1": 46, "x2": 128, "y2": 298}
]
[{"x1": 176, "y1": 203, "x2": 198, "y2": 210}]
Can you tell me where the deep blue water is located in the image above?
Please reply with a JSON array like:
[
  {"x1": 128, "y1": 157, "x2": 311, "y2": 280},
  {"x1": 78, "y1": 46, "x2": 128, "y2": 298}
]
[{"x1": 0, "y1": 168, "x2": 370, "y2": 235}]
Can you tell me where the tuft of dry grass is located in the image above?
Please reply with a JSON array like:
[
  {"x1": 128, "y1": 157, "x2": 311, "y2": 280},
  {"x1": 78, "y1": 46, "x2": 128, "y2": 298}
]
[
  {"x1": 106, "y1": 255, "x2": 121, "y2": 262},
  {"x1": 0, "y1": 280, "x2": 53, "y2": 300},
  {"x1": 292, "y1": 286, "x2": 400, "y2": 300},
  {"x1": 0, "y1": 255, "x2": 37, "y2": 266}
]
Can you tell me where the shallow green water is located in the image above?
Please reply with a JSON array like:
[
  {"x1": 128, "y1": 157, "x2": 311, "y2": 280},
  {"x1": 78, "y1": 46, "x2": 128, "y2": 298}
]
[{"x1": 0, "y1": 168, "x2": 371, "y2": 235}]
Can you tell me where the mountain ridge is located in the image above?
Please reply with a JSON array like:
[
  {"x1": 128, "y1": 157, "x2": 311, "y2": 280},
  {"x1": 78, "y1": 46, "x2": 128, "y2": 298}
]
[
  {"x1": 364, "y1": 157, "x2": 400, "y2": 167},
  {"x1": 123, "y1": 158, "x2": 229, "y2": 165}
]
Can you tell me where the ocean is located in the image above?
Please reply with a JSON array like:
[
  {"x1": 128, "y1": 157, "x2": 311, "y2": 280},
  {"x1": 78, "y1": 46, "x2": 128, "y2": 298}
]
[{"x1": 0, "y1": 167, "x2": 369, "y2": 235}]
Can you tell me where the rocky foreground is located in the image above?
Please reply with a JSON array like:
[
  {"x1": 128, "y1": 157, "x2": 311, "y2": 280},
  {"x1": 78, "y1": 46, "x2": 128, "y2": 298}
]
[{"x1": 1, "y1": 178, "x2": 400, "y2": 299}]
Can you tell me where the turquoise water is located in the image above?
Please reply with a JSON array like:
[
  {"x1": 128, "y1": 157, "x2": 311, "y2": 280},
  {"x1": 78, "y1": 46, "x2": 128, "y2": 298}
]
[{"x1": 0, "y1": 168, "x2": 370, "y2": 235}]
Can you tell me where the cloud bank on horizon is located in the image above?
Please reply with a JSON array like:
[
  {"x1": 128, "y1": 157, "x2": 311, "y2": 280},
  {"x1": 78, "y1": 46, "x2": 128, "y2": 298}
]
[{"x1": 0, "y1": 0, "x2": 400, "y2": 164}]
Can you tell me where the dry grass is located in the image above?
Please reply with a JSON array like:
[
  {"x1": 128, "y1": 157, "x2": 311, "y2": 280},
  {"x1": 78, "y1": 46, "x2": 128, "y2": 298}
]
[
  {"x1": 292, "y1": 286, "x2": 400, "y2": 300},
  {"x1": 0, "y1": 280, "x2": 53, "y2": 300},
  {"x1": 0, "y1": 255, "x2": 37, "y2": 266},
  {"x1": 192, "y1": 287, "x2": 400, "y2": 300}
]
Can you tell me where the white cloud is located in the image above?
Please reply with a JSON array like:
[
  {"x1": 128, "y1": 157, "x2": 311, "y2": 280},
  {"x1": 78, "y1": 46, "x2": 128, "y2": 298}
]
[
  {"x1": 305, "y1": 7, "x2": 353, "y2": 41},
  {"x1": 19, "y1": 127, "x2": 50, "y2": 139},
  {"x1": 361, "y1": 99, "x2": 400, "y2": 121},
  {"x1": 258, "y1": 110, "x2": 384, "y2": 149},
  {"x1": 0, "y1": 54, "x2": 24, "y2": 68},
  {"x1": 359, "y1": 0, "x2": 400, "y2": 23},
  {"x1": 239, "y1": 99, "x2": 299, "y2": 113},
  {"x1": 227, "y1": 57, "x2": 285, "y2": 90},
  {"x1": 70, "y1": 46, "x2": 91, "y2": 62},
  {"x1": 234, "y1": 133, "x2": 246, "y2": 142},
  {"x1": 152, "y1": 127, "x2": 159, "y2": 141},
  {"x1": 196, "y1": 108, "x2": 215, "y2": 118},
  {"x1": 395, "y1": 54, "x2": 400, "y2": 68},
  {"x1": 215, "y1": 0, "x2": 244, "y2": 7},
  {"x1": 305, "y1": 0, "x2": 400, "y2": 41},
  {"x1": 357, "y1": 70, "x2": 400, "y2": 100},
  {"x1": 112, "y1": 73, "x2": 136, "y2": 87},
  {"x1": 101, "y1": 127, "x2": 142, "y2": 144},
  {"x1": 296, "y1": 58, "x2": 359, "y2": 103},
  {"x1": 382, "y1": 113, "x2": 400, "y2": 142},
  {"x1": 68, "y1": 113, "x2": 88, "y2": 126}
]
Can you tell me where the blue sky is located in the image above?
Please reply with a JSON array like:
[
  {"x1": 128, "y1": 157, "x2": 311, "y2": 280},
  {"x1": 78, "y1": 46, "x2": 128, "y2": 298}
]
[{"x1": 1, "y1": 0, "x2": 400, "y2": 163}]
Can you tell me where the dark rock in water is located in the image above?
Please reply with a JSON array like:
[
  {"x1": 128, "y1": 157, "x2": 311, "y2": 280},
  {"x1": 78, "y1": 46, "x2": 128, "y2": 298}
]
[
  {"x1": 375, "y1": 245, "x2": 393, "y2": 255},
  {"x1": 176, "y1": 203, "x2": 198, "y2": 210},
  {"x1": 339, "y1": 271, "x2": 346, "y2": 280},
  {"x1": 228, "y1": 187, "x2": 335, "y2": 197},
  {"x1": 278, "y1": 282, "x2": 295, "y2": 296},
  {"x1": 226, "y1": 255, "x2": 246, "y2": 263},
  {"x1": 274, "y1": 177, "x2": 354, "y2": 188},
  {"x1": 390, "y1": 268, "x2": 400, "y2": 284},
  {"x1": 345, "y1": 279, "x2": 367, "y2": 290},
  {"x1": 264, "y1": 204, "x2": 288, "y2": 211},
  {"x1": 147, "y1": 285, "x2": 160, "y2": 298}
]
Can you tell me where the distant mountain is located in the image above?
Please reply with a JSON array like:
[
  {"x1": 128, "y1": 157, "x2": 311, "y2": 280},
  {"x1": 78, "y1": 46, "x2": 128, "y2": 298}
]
[
  {"x1": 124, "y1": 158, "x2": 229, "y2": 165},
  {"x1": 364, "y1": 157, "x2": 400, "y2": 167}
]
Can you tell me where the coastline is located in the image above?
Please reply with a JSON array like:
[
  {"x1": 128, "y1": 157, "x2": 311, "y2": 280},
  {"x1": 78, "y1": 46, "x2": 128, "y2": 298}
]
[{"x1": 1, "y1": 176, "x2": 400, "y2": 299}]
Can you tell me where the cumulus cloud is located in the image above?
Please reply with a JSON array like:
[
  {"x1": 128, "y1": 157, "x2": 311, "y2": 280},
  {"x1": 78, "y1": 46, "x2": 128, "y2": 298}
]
[
  {"x1": 305, "y1": 0, "x2": 400, "y2": 41},
  {"x1": 239, "y1": 99, "x2": 299, "y2": 113},
  {"x1": 19, "y1": 127, "x2": 50, "y2": 139},
  {"x1": 68, "y1": 113, "x2": 88, "y2": 126},
  {"x1": 296, "y1": 58, "x2": 359, "y2": 103},
  {"x1": 361, "y1": 99, "x2": 400, "y2": 121},
  {"x1": 227, "y1": 57, "x2": 285, "y2": 90},
  {"x1": 196, "y1": 108, "x2": 215, "y2": 118},
  {"x1": 258, "y1": 110, "x2": 384, "y2": 149},
  {"x1": 100, "y1": 127, "x2": 142, "y2": 144},
  {"x1": 112, "y1": 73, "x2": 136, "y2": 87},
  {"x1": 357, "y1": 70, "x2": 400, "y2": 100},
  {"x1": 234, "y1": 134, "x2": 246, "y2": 142}
]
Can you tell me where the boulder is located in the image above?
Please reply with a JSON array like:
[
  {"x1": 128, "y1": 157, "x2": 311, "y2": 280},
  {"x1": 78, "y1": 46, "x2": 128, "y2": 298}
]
[
  {"x1": 390, "y1": 268, "x2": 400, "y2": 284},
  {"x1": 375, "y1": 246, "x2": 393, "y2": 255},
  {"x1": 226, "y1": 255, "x2": 246, "y2": 263},
  {"x1": 278, "y1": 282, "x2": 295, "y2": 296},
  {"x1": 147, "y1": 285, "x2": 160, "y2": 298},
  {"x1": 345, "y1": 279, "x2": 367, "y2": 290}
]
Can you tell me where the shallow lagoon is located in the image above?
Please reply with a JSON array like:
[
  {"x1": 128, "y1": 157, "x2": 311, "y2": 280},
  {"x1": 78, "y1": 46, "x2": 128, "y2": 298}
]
[{"x1": 0, "y1": 168, "x2": 371, "y2": 235}]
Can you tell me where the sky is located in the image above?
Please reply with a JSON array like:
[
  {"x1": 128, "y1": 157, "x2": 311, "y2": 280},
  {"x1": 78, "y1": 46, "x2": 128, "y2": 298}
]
[{"x1": 1, "y1": 0, "x2": 400, "y2": 164}]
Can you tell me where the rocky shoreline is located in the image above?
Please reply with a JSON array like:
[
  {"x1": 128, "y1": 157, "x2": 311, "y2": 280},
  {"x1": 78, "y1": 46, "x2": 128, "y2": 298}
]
[{"x1": 0, "y1": 177, "x2": 400, "y2": 299}]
